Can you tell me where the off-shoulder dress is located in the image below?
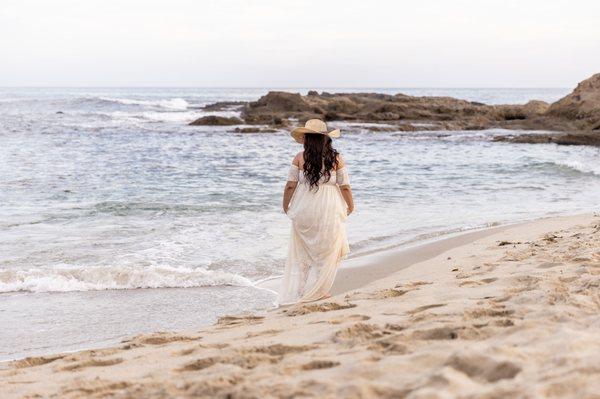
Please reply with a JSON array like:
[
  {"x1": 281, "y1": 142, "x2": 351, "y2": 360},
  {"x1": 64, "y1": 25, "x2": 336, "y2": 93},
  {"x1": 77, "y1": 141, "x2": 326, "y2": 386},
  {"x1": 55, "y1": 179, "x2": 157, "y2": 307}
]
[{"x1": 278, "y1": 163, "x2": 350, "y2": 304}]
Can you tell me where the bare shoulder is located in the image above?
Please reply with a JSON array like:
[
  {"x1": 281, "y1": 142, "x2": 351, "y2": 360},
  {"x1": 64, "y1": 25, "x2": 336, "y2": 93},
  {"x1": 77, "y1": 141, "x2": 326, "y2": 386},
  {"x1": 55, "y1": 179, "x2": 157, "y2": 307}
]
[
  {"x1": 292, "y1": 151, "x2": 303, "y2": 166},
  {"x1": 336, "y1": 153, "x2": 346, "y2": 169}
]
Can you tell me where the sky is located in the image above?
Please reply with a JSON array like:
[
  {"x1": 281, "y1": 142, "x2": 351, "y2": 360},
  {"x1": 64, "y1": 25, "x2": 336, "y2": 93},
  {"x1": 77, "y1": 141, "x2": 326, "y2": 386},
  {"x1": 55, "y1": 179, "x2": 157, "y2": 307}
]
[{"x1": 0, "y1": 0, "x2": 599, "y2": 87}]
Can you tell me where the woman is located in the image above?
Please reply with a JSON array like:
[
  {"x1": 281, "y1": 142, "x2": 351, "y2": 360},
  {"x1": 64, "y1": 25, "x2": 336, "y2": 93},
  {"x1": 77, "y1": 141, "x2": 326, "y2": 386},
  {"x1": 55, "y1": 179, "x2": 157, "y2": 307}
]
[{"x1": 279, "y1": 119, "x2": 354, "y2": 305}]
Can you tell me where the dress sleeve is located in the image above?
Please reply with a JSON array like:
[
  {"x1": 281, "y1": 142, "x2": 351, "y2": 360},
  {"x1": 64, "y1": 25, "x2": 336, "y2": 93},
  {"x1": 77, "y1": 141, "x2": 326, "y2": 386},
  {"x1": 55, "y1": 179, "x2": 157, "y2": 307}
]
[
  {"x1": 287, "y1": 164, "x2": 300, "y2": 182},
  {"x1": 336, "y1": 167, "x2": 350, "y2": 186}
]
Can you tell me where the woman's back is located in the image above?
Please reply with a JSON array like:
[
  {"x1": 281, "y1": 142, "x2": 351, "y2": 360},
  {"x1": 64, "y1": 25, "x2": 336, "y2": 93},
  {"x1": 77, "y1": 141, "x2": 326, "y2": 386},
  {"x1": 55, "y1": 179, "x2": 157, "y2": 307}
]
[
  {"x1": 291, "y1": 151, "x2": 349, "y2": 187},
  {"x1": 280, "y1": 120, "x2": 354, "y2": 304}
]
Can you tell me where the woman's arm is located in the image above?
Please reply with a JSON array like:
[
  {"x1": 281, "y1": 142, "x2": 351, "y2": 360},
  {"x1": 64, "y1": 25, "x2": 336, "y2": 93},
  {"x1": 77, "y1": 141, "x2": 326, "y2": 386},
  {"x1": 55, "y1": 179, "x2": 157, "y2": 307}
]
[
  {"x1": 336, "y1": 155, "x2": 354, "y2": 215},
  {"x1": 282, "y1": 181, "x2": 298, "y2": 213},
  {"x1": 282, "y1": 153, "x2": 301, "y2": 213},
  {"x1": 339, "y1": 185, "x2": 354, "y2": 215}
]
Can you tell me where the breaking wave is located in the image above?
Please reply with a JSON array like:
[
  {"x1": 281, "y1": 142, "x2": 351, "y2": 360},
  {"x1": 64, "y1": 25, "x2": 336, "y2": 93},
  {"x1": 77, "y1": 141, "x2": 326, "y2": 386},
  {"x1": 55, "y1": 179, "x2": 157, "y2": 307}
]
[
  {"x1": 548, "y1": 159, "x2": 600, "y2": 176},
  {"x1": 98, "y1": 97, "x2": 190, "y2": 110},
  {"x1": 0, "y1": 265, "x2": 253, "y2": 293}
]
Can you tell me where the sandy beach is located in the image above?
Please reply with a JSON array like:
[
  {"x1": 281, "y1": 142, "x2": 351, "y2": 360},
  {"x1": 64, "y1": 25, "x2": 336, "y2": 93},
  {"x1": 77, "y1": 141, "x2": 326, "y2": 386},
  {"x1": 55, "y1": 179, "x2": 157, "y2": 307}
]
[{"x1": 2, "y1": 213, "x2": 599, "y2": 398}]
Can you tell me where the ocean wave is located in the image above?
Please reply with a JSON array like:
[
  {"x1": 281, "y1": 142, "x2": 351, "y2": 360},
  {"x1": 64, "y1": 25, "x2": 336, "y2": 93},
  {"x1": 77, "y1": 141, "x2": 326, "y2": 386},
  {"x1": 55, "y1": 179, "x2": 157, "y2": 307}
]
[
  {"x1": 0, "y1": 265, "x2": 252, "y2": 293},
  {"x1": 103, "y1": 110, "x2": 198, "y2": 123},
  {"x1": 550, "y1": 159, "x2": 600, "y2": 176},
  {"x1": 97, "y1": 97, "x2": 191, "y2": 110}
]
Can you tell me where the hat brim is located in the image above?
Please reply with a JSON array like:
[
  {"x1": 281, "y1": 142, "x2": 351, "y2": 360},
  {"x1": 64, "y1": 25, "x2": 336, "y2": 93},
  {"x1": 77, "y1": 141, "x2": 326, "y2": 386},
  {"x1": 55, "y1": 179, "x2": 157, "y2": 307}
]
[{"x1": 290, "y1": 127, "x2": 341, "y2": 144}]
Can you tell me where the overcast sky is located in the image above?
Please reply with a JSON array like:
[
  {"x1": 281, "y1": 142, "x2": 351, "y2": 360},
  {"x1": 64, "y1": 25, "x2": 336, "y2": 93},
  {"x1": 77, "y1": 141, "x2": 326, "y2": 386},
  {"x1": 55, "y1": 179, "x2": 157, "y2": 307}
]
[{"x1": 1, "y1": 0, "x2": 599, "y2": 87}]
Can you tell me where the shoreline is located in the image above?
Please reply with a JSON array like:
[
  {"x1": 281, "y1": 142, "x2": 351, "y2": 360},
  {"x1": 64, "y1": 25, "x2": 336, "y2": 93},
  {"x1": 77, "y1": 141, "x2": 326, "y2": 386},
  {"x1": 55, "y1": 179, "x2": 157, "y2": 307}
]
[
  {"x1": 3, "y1": 212, "x2": 599, "y2": 397},
  {"x1": 1, "y1": 213, "x2": 591, "y2": 364},
  {"x1": 256, "y1": 221, "x2": 519, "y2": 297},
  {"x1": 2, "y1": 220, "x2": 510, "y2": 363}
]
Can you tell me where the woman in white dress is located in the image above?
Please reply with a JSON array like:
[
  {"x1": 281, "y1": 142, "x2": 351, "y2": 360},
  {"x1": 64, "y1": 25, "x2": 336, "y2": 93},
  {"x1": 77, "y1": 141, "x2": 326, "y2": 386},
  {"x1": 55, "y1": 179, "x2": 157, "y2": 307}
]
[{"x1": 279, "y1": 119, "x2": 354, "y2": 305}]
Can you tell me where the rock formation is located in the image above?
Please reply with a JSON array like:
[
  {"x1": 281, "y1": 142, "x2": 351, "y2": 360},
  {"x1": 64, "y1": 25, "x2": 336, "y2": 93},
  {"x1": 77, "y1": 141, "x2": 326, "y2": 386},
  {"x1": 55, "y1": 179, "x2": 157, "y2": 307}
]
[
  {"x1": 493, "y1": 132, "x2": 600, "y2": 146},
  {"x1": 546, "y1": 73, "x2": 600, "y2": 130},
  {"x1": 189, "y1": 73, "x2": 600, "y2": 145},
  {"x1": 188, "y1": 115, "x2": 243, "y2": 126}
]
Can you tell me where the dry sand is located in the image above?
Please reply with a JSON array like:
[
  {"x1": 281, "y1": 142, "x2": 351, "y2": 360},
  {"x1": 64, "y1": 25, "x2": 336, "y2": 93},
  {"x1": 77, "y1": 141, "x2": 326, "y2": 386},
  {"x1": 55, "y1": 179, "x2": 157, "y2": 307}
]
[{"x1": 2, "y1": 213, "x2": 600, "y2": 398}]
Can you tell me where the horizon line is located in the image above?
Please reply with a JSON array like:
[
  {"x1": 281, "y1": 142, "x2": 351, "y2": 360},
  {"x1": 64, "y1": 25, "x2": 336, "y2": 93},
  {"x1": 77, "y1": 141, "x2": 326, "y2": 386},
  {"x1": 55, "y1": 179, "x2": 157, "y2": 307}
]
[{"x1": 0, "y1": 86, "x2": 570, "y2": 90}]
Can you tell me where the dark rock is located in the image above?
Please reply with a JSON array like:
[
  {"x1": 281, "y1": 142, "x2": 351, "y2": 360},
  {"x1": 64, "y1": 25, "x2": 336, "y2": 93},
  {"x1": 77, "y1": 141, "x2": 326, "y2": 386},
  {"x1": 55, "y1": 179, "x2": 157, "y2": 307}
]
[
  {"x1": 494, "y1": 101, "x2": 550, "y2": 121},
  {"x1": 243, "y1": 113, "x2": 288, "y2": 126},
  {"x1": 553, "y1": 133, "x2": 600, "y2": 146},
  {"x1": 189, "y1": 115, "x2": 243, "y2": 126},
  {"x1": 249, "y1": 91, "x2": 312, "y2": 113},
  {"x1": 492, "y1": 134, "x2": 555, "y2": 144},
  {"x1": 547, "y1": 73, "x2": 600, "y2": 129},
  {"x1": 493, "y1": 132, "x2": 600, "y2": 146},
  {"x1": 232, "y1": 127, "x2": 278, "y2": 133}
]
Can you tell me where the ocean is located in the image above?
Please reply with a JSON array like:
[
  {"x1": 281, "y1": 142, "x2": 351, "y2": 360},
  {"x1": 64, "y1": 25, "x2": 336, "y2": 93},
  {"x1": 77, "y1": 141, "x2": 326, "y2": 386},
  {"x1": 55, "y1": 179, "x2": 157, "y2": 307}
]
[{"x1": 2, "y1": 87, "x2": 599, "y2": 361}]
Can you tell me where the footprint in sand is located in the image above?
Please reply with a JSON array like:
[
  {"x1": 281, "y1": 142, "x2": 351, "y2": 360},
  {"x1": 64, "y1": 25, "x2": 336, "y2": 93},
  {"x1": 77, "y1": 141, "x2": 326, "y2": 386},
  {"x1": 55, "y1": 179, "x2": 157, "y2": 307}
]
[
  {"x1": 61, "y1": 357, "x2": 123, "y2": 371},
  {"x1": 176, "y1": 347, "x2": 197, "y2": 356},
  {"x1": 368, "y1": 335, "x2": 409, "y2": 355},
  {"x1": 301, "y1": 360, "x2": 341, "y2": 370},
  {"x1": 332, "y1": 323, "x2": 384, "y2": 345},
  {"x1": 399, "y1": 281, "x2": 433, "y2": 288},
  {"x1": 414, "y1": 323, "x2": 500, "y2": 341},
  {"x1": 480, "y1": 277, "x2": 498, "y2": 284},
  {"x1": 462, "y1": 277, "x2": 498, "y2": 287},
  {"x1": 537, "y1": 261, "x2": 563, "y2": 269},
  {"x1": 310, "y1": 314, "x2": 371, "y2": 325},
  {"x1": 407, "y1": 303, "x2": 446, "y2": 315},
  {"x1": 509, "y1": 275, "x2": 541, "y2": 292},
  {"x1": 123, "y1": 332, "x2": 200, "y2": 347},
  {"x1": 502, "y1": 249, "x2": 536, "y2": 261},
  {"x1": 283, "y1": 302, "x2": 356, "y2": 317},
  {"x1": 493, "y1": 319, "x2": 515, "y2": 327},
  {"x1": 174, "y1": 343, "x2": 229, "y2": 357},
  {"x1": 178, "y1": 344, "x2": 316, "y2": 372},
  {"x1": 346, "y1": 288, "x2": 408, "y2": 301},
  {"x1": 371, "y1": 288, "x2": 408, "y2": 299},
  {"x1": 411, "y1": 326, "x2": 462, "y2": 340},
  {"x1": 247, "y1": 343, "x2": 317, "y2": 356},
  {"x1": 543, "y1": 233, "x2": 562, "y2": 243},
  {"x1": 12, "y1": 355, "x2": 65, "y2": 369},
  {"x1": 245, "y1": 329, "x2": 283, "y2": 338},
  {"x1": 216, "y1": 314, "x2": 265, "y2": 327},
  {"x1": 384, "y1": 323, "x2": 406, "y2": 332},
  {"x1": 445, "y1": 352, "x2": 521, "y2": 383},
  {"x1": 459, "y1": 280, "x2": 482, "y2": 287},
  {"x1": 465, "y1": 307, "x2": 515, "y2": 318},
  {"x1": 59, "y1": 380, "x2": 131, "y2": 398}
]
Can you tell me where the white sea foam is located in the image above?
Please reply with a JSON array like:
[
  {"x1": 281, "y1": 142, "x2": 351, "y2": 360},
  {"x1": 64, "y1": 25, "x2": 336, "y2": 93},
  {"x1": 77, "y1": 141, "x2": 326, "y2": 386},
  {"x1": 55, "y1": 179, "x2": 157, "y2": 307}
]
[
  {"x1": 138, "y1": 111, "x2": 199, "y2": 123},
  {"x1": 0, "y1": 265, "x2": 253, "y2": 293},
  {"x1": 99, "y1": 97, "x2": 190, "y2": 110},
  {"x1": 552, "y1": 159, "x2": 600, "y2": 176},
  {"x1": 94, "y1": 110, "x2": 199, "y2": 124}
]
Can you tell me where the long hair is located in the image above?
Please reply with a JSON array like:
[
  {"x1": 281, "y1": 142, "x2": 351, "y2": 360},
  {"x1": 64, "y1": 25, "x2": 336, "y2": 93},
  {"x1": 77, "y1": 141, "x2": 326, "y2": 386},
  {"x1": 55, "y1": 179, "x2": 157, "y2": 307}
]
[{"x1": 303, "y1": 133, "x2": 339, "y2": 190}]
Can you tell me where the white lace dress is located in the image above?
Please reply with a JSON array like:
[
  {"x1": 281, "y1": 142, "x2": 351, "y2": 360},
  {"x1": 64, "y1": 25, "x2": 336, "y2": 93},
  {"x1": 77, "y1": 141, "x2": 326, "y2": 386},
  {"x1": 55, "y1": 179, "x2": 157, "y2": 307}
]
[{"x1": 278, "y1": 164, "x2": 350, "y2": 305}]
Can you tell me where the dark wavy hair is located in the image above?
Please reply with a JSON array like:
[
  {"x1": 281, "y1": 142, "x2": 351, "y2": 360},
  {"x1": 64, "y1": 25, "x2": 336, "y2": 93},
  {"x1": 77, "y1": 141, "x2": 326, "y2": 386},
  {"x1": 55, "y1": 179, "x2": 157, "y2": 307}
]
[{"x1": 303, "y1": 133, "x2": 339, "y2": 190}]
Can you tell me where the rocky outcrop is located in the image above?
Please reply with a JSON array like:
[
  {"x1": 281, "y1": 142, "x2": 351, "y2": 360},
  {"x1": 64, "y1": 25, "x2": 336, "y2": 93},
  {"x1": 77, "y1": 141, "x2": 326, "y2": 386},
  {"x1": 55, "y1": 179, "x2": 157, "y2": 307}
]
[
  {"x1": 193, "y1": 73, "x2": 600, "y2": 145},
  {"x1": 493, "y1": 100, "x2": 550, "y2": 121},
  {"x1": 189, "y1": 115, "x2": 243, "y2": 126},
  {"x1": 230, "y1": 127, "x2": 278, "y2": 133},
  {"x1": 546, "y1": 73, "x2": 600, "y2": 130},
  {"x1": 493, "y1": 132, "x2": 600, "y2": 146},
  {"x1": 239, "y1": 91, "x2": 551, "y2": 131}
]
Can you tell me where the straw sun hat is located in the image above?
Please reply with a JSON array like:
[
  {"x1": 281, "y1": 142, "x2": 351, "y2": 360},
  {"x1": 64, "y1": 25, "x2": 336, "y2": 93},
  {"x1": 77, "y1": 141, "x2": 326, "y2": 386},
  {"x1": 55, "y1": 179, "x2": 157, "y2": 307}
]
[{"x1": 290, "y1": 119, "x2": 341, "y2": 144}]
